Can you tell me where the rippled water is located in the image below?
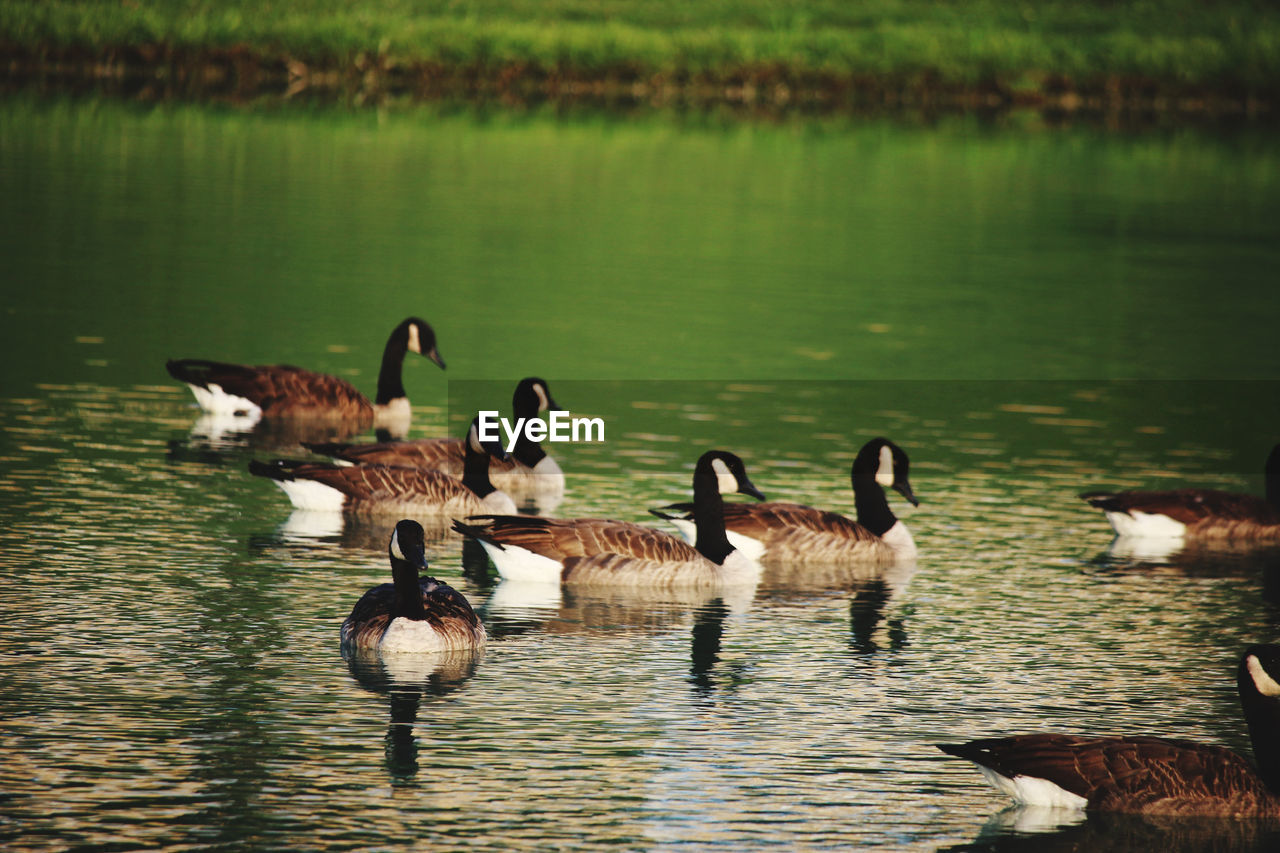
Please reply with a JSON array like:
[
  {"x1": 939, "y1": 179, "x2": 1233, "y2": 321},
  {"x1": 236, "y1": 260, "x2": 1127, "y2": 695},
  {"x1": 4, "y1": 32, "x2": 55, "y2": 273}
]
[
  {"x1": 4, "y1": 94, "x2": 1280, "y2": 850},
  {"x1": 4, "y1": 379, "x2": 1280, "y2": 850}
]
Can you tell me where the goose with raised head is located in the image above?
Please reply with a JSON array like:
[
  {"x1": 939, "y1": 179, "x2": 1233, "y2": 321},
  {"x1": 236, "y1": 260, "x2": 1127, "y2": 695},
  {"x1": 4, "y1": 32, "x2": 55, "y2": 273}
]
[
  {"x1": 249, "y1": 416, "x2": 516, "y2": 517},
  {"x1": 1081, "y1": 444, "x2": 1280, "y2": 542},
  {"x1": 651, "y1": 437, "x2": 918, "y2": 563},
  {"x1": 937, "y1": 645, "x2": 1280, "y2": 817},
  {"x1": 306, "y1": 377, "x2": 564, "y2": 493},
  {"x1": 166, "y1": 317, "x2": 444, "y2": 434},
  {"x1": 452, "y1": 450, "x2": 765, "y2": 588},
  {"x1": 341, "y1": 519, "x2": 486, "y2": 653}
]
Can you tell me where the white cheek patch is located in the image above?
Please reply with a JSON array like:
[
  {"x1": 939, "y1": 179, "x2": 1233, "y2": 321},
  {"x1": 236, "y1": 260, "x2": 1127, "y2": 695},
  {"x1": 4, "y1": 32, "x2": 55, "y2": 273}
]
[
  {"x1": 468, "y1": 423, "x2": 485, "y2": 454},
  {"x1": 407, "y1": 323, "x2": 422, "y2": 355},
  {"x1": 712, "y1": 457, "x2": 738, "y2": 494},
  {"x1": 1248, "y1": 655, "x2": 1280, "y2": 697},
  {"x1": 390, "y1": 528, "x2": 406, "y2": 561},
  {"x1": 876, "y1": 445, "x2": 895, "y2": 487},
  {"x1": 534, "y1": 383, "x2": 549, "y2": 412}
]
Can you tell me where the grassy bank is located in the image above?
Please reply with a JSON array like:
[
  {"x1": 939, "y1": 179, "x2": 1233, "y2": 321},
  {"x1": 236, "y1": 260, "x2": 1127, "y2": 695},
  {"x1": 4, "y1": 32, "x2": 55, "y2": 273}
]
[{"x1": 3, "y1": 1, "x2": 1279, "y2": 111}]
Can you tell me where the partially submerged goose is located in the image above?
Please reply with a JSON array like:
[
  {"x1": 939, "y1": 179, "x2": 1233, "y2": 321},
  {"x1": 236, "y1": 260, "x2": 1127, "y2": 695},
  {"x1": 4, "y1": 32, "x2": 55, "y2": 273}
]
[
  {"x1": 651, "y1": 437, "x2": 918, "y2": 563},
  {"x1": 249, "y1": 416, "x2": 515, "y2": 517},
  {"x1": 937, "y1": 645, "x2": 1280, "y2": 817},
  {"x1": 306, "y1": 377, "x2": 564, "y2": 494},
  {"x1": 340, "y1": 519, "x2": 486, "y2": 654},
  {"x1": 1081, "y1": 444, "x2": 1280, "y2": 541},
  {"x1": 452, "y1": 450, "x2": 765, "y2": 588},
  {"x1": 166, "y1": 317, "x2": 444, "y2": 433}
]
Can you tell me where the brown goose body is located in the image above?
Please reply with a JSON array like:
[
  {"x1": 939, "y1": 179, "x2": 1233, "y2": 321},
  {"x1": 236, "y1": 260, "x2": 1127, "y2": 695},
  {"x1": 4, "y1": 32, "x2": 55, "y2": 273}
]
[
  {"x1": 167, "y1": 317, "x2": 444, "y2": 431},
  {"x1": 652, "y1": 438, "x2": 918, "y2": 564},
  {"x1": 251, "y1": 417, "x2": 516, "y2": 517},
  {"x1": 938, "y1": 645, "x2": 1280, "y2": 818},
  {"x1": 1081, "y1": 489, "x2": 1280, "y2": 540},
  {"x1": 341, "y1": 520, "x2": 486, "y2": 653},
  {"x1": 453, "y1": 450, "x2": 766, "y2": 587},
  {"x1": 1082, "y1": 444, "x2": 1280, "y2": 541},
  {"x1": 940, "y1": 734, "x2": 1280, "y2": 818}
]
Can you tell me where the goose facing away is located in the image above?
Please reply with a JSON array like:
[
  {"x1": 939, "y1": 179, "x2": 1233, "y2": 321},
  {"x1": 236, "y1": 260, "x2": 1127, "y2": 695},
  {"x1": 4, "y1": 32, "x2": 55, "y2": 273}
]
[
  {"x1": 1080, "y1": 444, "x2": 1280, "y2": 541},
  {"x1": 166, "y1": 317, "x2": 444, "y2": 432},
  {"x1": 451, "y1": 450, "x2": 766, "y2": 588},
  {"x1": 249, "y1": 416, "x2": 516, "y2": 517},
  {"x1": 651, "y1": 437, "x2": 918, "y2": 563},
  {"x1": 341, "y1": 519, "x2": 486, "y2": 653},
  {"x1": 305, "y1": 377, "x2": 565, "y2": 493},
  {"x1": 937, "y1": 645, "x2": 1280, "y2": 817}
]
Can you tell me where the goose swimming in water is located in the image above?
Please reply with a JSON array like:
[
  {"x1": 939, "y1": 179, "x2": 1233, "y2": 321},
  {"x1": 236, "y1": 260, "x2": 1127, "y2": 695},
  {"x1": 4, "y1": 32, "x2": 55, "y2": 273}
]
[
  {"x1": 166, "y1": 317, "x2": 444, "y2": 435},
  {"x1": 1081, "y1": 444, "x2": 1280, "y2": 542},
  {"x1": 341, "y1": 519, "x2": 486, "y2": 654},
  {"x1": 452, "y1": 450, "x2": 765, "y2": 589},
  {"x1": 937, "y1": 645, "x2": 1280, "y2": 817},
  {"x1": 249, "y1": 416, "x2": 515, "y2": 517}
]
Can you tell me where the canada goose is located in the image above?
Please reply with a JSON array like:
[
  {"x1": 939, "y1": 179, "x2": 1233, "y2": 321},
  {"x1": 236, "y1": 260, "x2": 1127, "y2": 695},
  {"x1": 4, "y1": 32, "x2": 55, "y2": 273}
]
[
  {"x1": 340, "y1": 519, "x2": 486, "y2": 653},
  {"x1": 651, "y1": 437, "x2": 918, "y2": 563},
  {"x1": 249, "y1": 416, "x2": 516, "y2": 516},
  {"x1": 166, "y1": 317, "x2": 445, "y2": 432},
  {"x1": 937, "y1": 645, "x2": 1280, "y2": 817},
  {"x1": 451, "y1": 450, "x2": 766, "y2": 588},
  {"x1": 305, "y1": 377, "x2": 564, "y2": 493},
  {"x1": 1081, "y1": 444, "x2": 1280, "y2": 541}
]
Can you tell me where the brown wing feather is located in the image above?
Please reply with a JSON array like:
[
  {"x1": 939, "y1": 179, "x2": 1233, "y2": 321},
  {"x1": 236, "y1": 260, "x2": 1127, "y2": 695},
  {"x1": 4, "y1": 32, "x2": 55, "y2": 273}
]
[
  {"x1": 724, "y1": 501, "x2": 879, "y2": 543},
  {"x1": 472, "y1": 515, "x2": 704, "y2": 563},
  {"x1": 944, "y1": 734, "x2": 1280, "y2": 816},
  {"x1": 561, "y1": 552, "x2": 721, "y2": 588},
  {"x1": 309, "y1": 437, "x2": 523, "y2": 482},
  {"x1": 284, "y1": 462, "x2": 485, "y2": 513}
]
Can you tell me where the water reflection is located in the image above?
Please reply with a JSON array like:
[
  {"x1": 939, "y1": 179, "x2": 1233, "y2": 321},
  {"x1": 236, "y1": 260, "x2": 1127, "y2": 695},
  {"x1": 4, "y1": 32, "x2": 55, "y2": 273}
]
[{"x1": 344, "y1": 648, "x2": 484, "y2": 785}]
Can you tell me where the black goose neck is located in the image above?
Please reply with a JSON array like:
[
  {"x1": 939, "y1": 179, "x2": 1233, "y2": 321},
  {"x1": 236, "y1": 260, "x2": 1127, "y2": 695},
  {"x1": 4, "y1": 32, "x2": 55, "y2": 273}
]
[
  {"x1": 852, "y1": 468, "x2": 897, "y2": 537},
  {"x1": 375, "y1": 324, "x2": 410, "y2": 406},
  {"x1": 510, "y1": 387, "x2": 547, "y2": 468},
  {"x1": 461, "y1": 437, "x2": 498, "y2": 498},
  {"x1": 691, "y1": 466, "x2": 734, "y2": 565},
  {"x1": 391, "y1": 557, "x2": 426, "y2": 621}
]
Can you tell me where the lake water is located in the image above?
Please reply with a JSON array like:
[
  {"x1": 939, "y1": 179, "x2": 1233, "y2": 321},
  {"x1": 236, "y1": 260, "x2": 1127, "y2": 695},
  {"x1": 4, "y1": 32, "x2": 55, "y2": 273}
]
[{"x1": 3, "y1": 94, "x2": 1280, "y2": 850}]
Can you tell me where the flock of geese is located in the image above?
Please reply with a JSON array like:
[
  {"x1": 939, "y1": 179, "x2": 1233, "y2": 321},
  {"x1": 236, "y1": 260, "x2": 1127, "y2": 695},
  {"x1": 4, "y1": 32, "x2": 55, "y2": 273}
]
[{"x1": 168, "y1": 318, "x2": 1280, "y2": 820}]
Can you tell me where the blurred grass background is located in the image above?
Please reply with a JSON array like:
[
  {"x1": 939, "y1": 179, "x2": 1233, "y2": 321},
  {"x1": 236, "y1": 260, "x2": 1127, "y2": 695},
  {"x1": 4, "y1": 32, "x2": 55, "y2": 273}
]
[{"x1": 3, "y1": 1, "x2": 1278, "y2": 104}]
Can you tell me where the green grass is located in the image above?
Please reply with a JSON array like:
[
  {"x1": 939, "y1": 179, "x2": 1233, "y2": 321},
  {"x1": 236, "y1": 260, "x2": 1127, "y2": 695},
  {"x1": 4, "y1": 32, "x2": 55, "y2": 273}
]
[{"x1": 3, "y1": 1, "x2": 1279, "y2": 101}]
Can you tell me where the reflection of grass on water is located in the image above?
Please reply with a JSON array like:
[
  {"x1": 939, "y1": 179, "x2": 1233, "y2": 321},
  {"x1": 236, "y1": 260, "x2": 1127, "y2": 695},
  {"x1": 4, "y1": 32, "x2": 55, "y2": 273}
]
[{"x1": 3, "y1": 0, "x2": 1278, "y2": 106}]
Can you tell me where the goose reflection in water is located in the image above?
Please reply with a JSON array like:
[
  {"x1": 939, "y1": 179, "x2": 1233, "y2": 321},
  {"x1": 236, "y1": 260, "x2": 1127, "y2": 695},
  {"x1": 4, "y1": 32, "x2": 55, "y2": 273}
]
[
  {"x1": 344, "y1": 647, "x2": 483, "y2": 785},
  {"x1": 758, "y1": 559, "x2": 917, "y2": 657},
  {"x1": 941, "y1": 806, "x2": 1280, "y2": 853}
]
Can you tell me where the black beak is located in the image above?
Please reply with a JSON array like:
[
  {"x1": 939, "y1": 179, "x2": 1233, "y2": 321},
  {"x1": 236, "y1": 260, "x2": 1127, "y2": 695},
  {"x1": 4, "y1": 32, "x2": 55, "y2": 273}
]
[
  {"x1": 426, "y1": 346, "x2": 446, "y2": 370},
  {"x1": 738, "y1": 480, "x2": 766, "y2": 501},
  {"x1": 894, "y1": 479, "x2": 919, "y2": 507}
]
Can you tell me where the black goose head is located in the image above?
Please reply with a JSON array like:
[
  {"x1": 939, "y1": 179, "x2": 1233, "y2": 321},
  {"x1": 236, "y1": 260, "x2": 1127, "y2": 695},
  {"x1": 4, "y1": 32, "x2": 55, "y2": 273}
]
[
  {"x1": 389, "y1": 519, "x2": 430, "y2": 574},
  {"x1": 852, "y1": 437, "x2": 918, "y2": 507},
  {"x1": 697, "y1": 450, "x2": 766, "y2": 501},
  {"x1": 513, "y1": 377, "x2": 559, "y2": 417},
  {"x1": 400, "y1": 317, "x2": 446, "y2": 369},
  {"x1": 1238, "y1": 644, "x2": 1280, "y2": 791}
]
